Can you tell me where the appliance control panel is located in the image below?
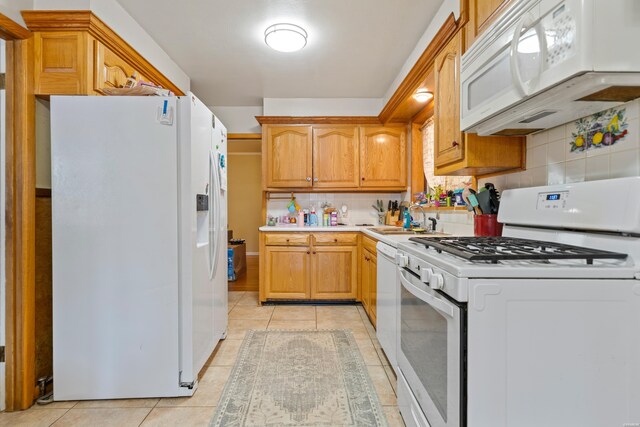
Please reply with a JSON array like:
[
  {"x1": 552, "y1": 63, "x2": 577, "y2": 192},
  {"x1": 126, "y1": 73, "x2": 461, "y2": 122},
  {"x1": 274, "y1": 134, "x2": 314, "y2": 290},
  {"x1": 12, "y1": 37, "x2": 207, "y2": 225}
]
[{"x1": 536, "y1": 191, "x2": 569, "y2": 210}]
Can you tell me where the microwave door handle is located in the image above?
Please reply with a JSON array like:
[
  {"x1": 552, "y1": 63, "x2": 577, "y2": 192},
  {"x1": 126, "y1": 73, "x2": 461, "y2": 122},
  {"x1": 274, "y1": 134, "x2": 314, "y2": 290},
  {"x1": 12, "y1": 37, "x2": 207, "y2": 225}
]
[
  {"x1": 398, "y1": 269, "x2": 455, "y2": 318},
  {"x1": 510, "y1": 15, "x2": 528, "y2": 97}
]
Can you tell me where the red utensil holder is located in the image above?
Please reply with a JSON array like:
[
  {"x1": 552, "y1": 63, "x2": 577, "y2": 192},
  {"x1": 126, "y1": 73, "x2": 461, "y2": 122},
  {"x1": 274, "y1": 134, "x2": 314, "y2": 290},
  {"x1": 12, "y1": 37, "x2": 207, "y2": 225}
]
[{"x1": 474, "y1": 214, "x2": 503, "y2": 237}]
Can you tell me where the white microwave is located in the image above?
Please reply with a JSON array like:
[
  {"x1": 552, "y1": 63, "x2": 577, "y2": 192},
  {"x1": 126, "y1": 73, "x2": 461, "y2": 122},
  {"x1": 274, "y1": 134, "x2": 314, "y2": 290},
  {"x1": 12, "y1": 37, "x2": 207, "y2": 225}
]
[{"x1": 460, "y1": 0, "x2": 640, "y2": 136}]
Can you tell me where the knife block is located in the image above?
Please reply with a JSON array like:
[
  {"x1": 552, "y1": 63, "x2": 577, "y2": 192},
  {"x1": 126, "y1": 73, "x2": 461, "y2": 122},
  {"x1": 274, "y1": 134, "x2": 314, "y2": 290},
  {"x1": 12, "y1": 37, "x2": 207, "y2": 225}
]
[{"x1": 385, "y1": 211, "x2": 399, "y2": 225}]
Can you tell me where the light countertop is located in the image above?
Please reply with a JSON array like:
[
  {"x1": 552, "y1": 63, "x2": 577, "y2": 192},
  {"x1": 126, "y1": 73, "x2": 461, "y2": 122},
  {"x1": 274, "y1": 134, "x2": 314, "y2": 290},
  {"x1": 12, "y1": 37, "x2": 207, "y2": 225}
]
[
  {"x1": 258, "y1": 225, "x2": 372, "y2": 232},
  {"x1": 258, "y1": 225, "x2": 467, "y2": 248}
]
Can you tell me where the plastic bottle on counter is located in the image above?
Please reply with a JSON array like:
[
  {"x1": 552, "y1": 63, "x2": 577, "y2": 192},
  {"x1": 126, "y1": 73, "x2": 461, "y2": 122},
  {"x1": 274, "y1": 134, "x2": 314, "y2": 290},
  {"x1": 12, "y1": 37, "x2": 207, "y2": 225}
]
[
  {"x1": 298, "y1": 210, "x2": 304, "y2": 228},
  {"x1": 309, "y1": 207, "x2": 318, "y2": 226},
  {"x1": 323, "y1": 213, "x2": 329, "y2": 227},
  {"x1": 330, "y1": 211, "x2": 338, "y2": 226},
  {"x1": 403, "y1": 210, "x2": 411, "y2": 230}
]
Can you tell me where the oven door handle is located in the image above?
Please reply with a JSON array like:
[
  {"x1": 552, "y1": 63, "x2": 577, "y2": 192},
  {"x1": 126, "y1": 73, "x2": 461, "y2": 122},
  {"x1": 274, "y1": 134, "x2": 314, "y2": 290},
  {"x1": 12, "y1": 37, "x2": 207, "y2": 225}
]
[{"x1": 398, "y1": 269, "x2": 455, "y2": 318}]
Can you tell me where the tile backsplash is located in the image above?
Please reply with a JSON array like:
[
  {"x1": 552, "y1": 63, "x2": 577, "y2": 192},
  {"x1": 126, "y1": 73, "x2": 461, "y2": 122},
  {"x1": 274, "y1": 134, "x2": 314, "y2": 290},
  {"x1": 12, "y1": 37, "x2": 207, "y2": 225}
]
[
  {"x1": 266, "y1": 192, "x2": 475, "y2": 234},
  {"x1": 481, "y1": 99, "x2": 640, "y2": 191},
  {"x1": 266, "y1": 193, "x2": 404, "y2": 225}
]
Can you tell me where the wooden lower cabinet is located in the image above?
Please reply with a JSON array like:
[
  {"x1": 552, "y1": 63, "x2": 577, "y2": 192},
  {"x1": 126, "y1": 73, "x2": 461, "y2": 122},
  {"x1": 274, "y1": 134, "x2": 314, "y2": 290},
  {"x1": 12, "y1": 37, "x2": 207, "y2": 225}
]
[
  {"x1": 260, "y1": 232, "x2": 358, "y2": 302},
  {"x1": 360, "y1": 249, "x2": 371, "y2": 310},
  {"x1": 263, "y1": 246, "x2": 310, "y2": 300},
  {"x1": 360, "y1": 235, "x2": 378, "y2": 327},
  {"x1": 311, "y1": 246, "x2": 358, "y2": 299}
]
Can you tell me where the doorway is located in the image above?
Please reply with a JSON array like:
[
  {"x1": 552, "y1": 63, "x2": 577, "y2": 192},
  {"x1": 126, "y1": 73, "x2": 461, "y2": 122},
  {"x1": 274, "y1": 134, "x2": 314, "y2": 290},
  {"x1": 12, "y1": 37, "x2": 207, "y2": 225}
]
[{"x1": 227, "y1": 138, "x2": 261, "y2": 291}]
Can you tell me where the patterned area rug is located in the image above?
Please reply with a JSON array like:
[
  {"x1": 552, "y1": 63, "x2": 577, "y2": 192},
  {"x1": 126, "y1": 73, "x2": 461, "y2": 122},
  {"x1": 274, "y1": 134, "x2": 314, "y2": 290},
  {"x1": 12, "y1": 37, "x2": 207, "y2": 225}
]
[{"x1": 211, "y1": 329, "x2": 389, "y2": 427}]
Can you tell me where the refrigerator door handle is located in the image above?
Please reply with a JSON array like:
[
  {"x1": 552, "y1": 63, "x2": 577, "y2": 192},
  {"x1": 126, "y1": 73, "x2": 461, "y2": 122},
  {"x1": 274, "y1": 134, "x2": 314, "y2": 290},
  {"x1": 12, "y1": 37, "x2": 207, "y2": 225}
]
[{"x1": 209, "y1": 151, "x2": 220, "y2": 279}]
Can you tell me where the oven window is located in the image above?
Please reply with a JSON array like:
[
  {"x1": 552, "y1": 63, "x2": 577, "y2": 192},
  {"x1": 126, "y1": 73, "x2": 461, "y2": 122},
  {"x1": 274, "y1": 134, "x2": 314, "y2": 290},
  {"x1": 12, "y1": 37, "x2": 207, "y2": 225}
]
[{"x1": 401, "y1": 285, "x2": 448, "y2": 420}]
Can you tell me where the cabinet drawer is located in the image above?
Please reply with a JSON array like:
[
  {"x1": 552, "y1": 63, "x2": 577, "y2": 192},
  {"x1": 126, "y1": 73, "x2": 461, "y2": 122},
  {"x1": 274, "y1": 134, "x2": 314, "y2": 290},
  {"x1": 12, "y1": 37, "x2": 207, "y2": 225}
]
[
  {"x1": 362, "y1": 235, "x2": 378, "y2": 254},
  {"x1": 313, "y1": 233, "x2": 359, "y2": 246},
  {"x1": 264, "y1": 233, "x2": 310, "y2": 246}
]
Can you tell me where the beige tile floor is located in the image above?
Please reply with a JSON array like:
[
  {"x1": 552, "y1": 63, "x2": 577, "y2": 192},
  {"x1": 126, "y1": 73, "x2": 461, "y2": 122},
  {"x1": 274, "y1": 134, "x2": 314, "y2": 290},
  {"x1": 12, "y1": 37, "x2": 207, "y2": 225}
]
[{"x1": 0, "y1": 291, "x2": 404, "y2": 427}]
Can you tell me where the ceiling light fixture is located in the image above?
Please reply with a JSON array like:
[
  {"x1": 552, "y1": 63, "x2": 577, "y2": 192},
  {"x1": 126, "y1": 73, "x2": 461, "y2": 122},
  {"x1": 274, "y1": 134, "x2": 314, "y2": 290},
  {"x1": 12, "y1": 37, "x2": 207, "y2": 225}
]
[
  {"x1": 413, "y1": 89, "x2": 433, "y2": 103},
  {"x1": 264, "y1": 23, "x2": 307, "y2": 52}
]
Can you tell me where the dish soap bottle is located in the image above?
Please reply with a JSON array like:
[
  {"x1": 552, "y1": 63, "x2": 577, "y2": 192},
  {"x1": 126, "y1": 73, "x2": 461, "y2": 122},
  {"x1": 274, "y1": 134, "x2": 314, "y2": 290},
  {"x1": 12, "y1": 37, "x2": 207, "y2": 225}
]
[
  {"x1": 309, "y1": 207, "x2": 318, "y2": 226},
  {"x1": 403, "y1": 209, "x2": 411, "y2": 230}
]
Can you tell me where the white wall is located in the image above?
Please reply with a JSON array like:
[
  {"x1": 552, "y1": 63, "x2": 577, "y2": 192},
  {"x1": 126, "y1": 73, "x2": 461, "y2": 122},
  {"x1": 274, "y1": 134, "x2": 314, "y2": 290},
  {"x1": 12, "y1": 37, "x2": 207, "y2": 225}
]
[
  {"x1": 263, "y1": 98, "x2": 383, "y2": 116},
  {"x1": 382, "y1": 0, "x2": 460, "y2": 107},
  {"x1": 0, "y1": 0, "x2": 33, "y2": 27},
  {"x1": 210, "y1": 106, "x2": 263, "y2": 134},
  {"x1": 29, "y1": 0, "x2": 190, "y2": 93}
]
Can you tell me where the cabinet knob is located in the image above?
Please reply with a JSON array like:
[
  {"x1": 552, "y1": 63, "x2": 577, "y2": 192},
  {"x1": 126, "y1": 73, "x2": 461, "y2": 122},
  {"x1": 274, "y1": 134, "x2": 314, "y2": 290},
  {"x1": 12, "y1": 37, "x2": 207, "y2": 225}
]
[
  {"x1": 313, "y1": 177, "x2": 319, "y2": 182},
  {"x1": 452, "y1": 141, "x2": 459, "y2": 147},
  {"x1": 286, "y1": 239, "x2": 290, "y2": 242},
  {"x1": 361, "y1": 177, "x2": 365, "y2": 181},
  {"x1": 313, "y1": 251, "x2": 317, "y2": 255},
  {"x1": 306, "y1": 177, "x2": 311, "y2": 182},
  {"x1": 307, "y1": 251, "x2": 310, "y2": 254},
  {"x1": 333, "y1": 238, "x2": 338, "y2": 242}
]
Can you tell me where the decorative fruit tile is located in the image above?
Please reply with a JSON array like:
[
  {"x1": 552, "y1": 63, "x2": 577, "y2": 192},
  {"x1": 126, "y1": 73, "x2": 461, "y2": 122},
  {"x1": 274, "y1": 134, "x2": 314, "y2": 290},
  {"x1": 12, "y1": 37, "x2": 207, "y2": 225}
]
[{"x1": 569, "y1": 106, "x2": 629, "y2": 154}]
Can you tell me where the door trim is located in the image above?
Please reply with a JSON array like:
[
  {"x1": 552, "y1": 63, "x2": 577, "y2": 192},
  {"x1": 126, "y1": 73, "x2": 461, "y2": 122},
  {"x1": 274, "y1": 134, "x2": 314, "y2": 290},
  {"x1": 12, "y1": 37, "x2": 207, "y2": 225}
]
[{"x1": 2, "y1": 13, "x2": 35, "y2": 411}]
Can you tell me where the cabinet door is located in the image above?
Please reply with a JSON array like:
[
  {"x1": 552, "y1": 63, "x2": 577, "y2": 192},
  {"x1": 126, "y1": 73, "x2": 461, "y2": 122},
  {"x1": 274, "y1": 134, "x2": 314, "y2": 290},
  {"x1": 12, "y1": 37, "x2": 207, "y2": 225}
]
[
  {"x1": 467, "y1": 0, "x2": 511, "y2": 47},
  {"x1": 312, "y1": 127, "x2": 360, "y2": 188},
  {"x1": 360, "y1": 127, "x2": 407, "y2": 188},
  {"x1": 264, "y1": 246, "x2": 310, "y2": 299},
  {"x1": 94, "y1": 40, "x2": 148, "y2": 95},
  {"x1": 311, "y1": 246, "x2": 358, "y2": 299},
  {"x1": 434, "y1": 31, "x2": 464, "y2": 167},
  {"x1": 265, "y1": 126, "x2": 313, "y2": 188},
  {"x1": 360, "y1": 250, "x2": 371, "y2": 310},
  {"x1": 368, "y1": 251, "x2": 378, "y2": 327},
  {"x1": 34, "y1": 31, "x2": 89, "y2": 95}
]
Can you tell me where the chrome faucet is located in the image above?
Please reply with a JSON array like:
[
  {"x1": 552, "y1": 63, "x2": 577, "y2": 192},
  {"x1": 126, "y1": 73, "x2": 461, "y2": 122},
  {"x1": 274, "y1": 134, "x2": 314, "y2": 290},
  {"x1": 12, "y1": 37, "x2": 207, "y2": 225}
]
[{"x1": 409, "y1": 203, "x2": 428, "y2": 230}]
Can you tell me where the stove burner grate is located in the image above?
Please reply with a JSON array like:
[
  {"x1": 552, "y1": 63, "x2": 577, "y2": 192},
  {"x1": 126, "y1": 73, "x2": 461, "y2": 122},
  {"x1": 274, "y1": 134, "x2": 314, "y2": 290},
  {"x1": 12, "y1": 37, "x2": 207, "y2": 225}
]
[{"x1": 409, "y1": 236, "x2": 628, "y2": 264}]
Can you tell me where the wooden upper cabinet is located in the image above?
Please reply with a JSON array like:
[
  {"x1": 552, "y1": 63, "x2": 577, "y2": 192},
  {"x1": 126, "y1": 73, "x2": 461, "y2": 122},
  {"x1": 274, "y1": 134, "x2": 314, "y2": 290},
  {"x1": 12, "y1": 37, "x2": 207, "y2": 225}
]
[
  {"x1": 261, "y1": 123, "x2": 407, "y2": 191},
  {"x1": 360, "y1": 126, "x2": 407, "y2": 188},
  {"x1": 33, "y1": 31, "x2": 89, "y2": 95},
  {"x1": 432, "y1": 28, "x2": 525, "y2": 176},
  {"x1": 312, "y1": 127, "x2": 360, "y2": 188},
  {"x1": 94, "y1": 41, "x2": 148, "y2": 95},
  {"x1": 434, "y1": 31, "x2": 464, "y2": 168},
  {"x1": 265, "y1": 126, "x2": 313, "y2": 188},
  {"x1": 23, "y1": 11, "x2": 184, "y2": 96},
  {"x1": 466, "y1": 0, "x2": 513, "y2": 48}
]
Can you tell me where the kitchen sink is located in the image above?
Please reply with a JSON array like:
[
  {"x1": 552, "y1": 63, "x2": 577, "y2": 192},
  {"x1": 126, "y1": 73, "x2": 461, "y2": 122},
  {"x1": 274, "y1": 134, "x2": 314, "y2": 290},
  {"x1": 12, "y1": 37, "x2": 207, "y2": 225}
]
[{"x1": 367, "y1": 227, "x2": 448, "y2": 236}]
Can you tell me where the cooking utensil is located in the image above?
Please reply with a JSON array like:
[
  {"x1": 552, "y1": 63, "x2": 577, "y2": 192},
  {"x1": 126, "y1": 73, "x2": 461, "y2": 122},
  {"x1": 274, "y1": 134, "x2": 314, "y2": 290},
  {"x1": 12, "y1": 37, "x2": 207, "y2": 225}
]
[
  {"x1": 488, "y1": 188, "x2": 500, "y2": 214},
  {"x1": 477, "y1": 190, "x2": 492, "y2": 215},
  {"x1": 468, "y1": 194, "x2": 481, "y2": 214}
]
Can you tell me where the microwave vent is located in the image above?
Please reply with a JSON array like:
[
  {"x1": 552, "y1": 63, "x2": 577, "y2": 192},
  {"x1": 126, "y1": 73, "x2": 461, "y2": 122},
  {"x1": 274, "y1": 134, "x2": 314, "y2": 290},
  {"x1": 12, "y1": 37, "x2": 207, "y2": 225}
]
[
  {"x1": 491, "y1": 128, "x2": 543, "y2": 136},
  {"x1": 518, "y1": 110, "x2": 558, "y2": 124},
  {"x1": 577, "y1": 86, "x2": 640, "y2": 102}
]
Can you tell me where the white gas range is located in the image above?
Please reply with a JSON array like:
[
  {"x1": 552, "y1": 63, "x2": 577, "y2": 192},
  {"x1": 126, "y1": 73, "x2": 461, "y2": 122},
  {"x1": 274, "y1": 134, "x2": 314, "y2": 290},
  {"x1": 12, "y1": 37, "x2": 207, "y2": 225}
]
[{"x1": 394, "y1": 178, "x2": 640, "y2": 427}]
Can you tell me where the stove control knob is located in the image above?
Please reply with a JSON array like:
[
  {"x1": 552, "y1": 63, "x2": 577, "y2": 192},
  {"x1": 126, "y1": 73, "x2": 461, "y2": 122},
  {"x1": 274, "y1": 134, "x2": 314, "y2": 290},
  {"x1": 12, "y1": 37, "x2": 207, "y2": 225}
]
[
  {"x1": 395, "y1": 254, "x2": 409, "y2": 268},
  {"x1": 420, "y1": 268, "x2": 433, "y2": 283},
  {"x1": 430, "y1": 273, "x2": 444, "y2": 290}
]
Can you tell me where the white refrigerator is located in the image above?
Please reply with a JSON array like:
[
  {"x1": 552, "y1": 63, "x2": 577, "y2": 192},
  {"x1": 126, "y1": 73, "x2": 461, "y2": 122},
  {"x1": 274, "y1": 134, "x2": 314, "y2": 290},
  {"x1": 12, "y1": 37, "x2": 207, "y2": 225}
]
[{"x1": 50, "y1": 94, "x2": 228, "y2": 400}]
